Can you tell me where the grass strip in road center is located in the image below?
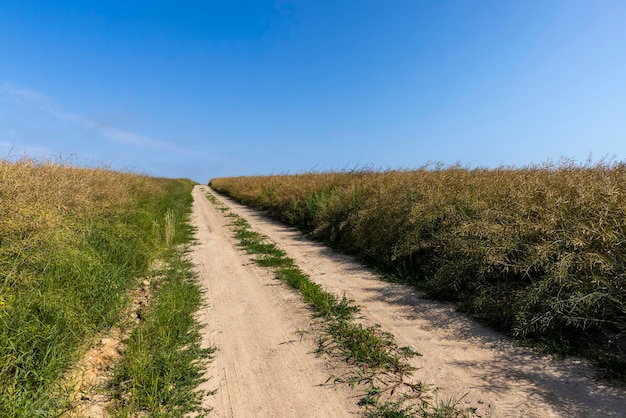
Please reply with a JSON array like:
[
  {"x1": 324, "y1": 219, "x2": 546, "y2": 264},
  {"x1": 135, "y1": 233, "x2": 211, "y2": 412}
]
[{"x1": 205, "y1": 191, "x2": 475, "y2": 417}]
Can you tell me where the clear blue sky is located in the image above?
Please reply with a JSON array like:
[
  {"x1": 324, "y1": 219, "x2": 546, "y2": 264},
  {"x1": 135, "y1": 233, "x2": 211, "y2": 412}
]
[{"x1": 1, "y1": 1, "x2": 625, "y2": 182}]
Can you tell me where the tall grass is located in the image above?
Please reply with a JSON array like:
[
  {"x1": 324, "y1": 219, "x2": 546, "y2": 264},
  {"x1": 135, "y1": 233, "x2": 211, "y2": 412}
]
[
  {"x1": 0, "y1": 158, "x2": 199, "y2": 415},
  {"x1": 210, "y1": 161, "x2": 626, "y2": 376}
]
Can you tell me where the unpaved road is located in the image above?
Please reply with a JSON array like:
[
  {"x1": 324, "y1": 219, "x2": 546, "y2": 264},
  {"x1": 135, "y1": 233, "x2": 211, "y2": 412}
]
[
  {"x1": 192, "y1": 186, "x2": 626, "y2": 417},
  {"x1": 191, "y1": 186, "x2": 359, "y2": 417}
]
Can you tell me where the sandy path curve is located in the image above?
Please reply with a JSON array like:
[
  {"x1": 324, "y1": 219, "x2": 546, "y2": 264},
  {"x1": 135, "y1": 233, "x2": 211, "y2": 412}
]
[
  {"x1": 191, "y1": 186, "x2": 360, "y2": 417},
  {"x1": 205, "y1": 187, "x2": 626, "y2": 418}
]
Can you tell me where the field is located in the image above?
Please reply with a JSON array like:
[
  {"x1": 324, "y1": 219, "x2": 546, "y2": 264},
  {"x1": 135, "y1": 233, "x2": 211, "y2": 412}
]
[
  {"x1": 0, "y1": 159, "x2": 209, "y2": 416},
  {"x1": 210, "y1": 162, "x2": 626, "y2": 376}
]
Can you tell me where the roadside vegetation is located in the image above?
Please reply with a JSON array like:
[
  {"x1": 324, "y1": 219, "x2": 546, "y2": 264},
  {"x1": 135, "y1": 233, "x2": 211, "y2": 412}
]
[
  {"x1": 0, "y1": 158, "x2": 211, "y2": 416},
  {"x1": 209, "y1": 161, "x2": 626, "y2": 378},
  {"x1": 206, "y1": 191, "x2": 474, "y2": 417},
  {"x1": 109, "y1": 248, "x2": 214, "y2": 417}
]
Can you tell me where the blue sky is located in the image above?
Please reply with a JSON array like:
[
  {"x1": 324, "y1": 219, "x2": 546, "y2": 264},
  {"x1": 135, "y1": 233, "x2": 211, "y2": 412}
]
[{"x1": 1, "y1": 1, "x2": 625, "y2": 182}]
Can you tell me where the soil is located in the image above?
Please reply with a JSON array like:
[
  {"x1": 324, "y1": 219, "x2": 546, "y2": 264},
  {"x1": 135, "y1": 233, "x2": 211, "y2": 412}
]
[
  {"x1": 192, "y1": 186, "x2": 626, "y2": 417},
  {"x1": 66, "y1": 274, "x2": 155, "y2": 417}
]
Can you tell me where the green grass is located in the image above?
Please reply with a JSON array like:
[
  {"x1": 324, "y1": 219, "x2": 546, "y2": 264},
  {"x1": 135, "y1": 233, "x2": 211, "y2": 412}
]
[
  {"x1": 0, "y1": 159, "x2": 213, "y2": 416},
  {"x1": 108, "y1": 181, "x2": 215, "y2": 417},
  {"x1": 207, "y1": 192, "x2": 473, "y2": 416},
  {"x1": 109, "y1": 254, "x2": 215, "y2": 417},
  {"x1": 275, "y1": 267, "x2": 359, "y2": 320},
  {"x1": 367, "y1": 396, "x2": 473, "y2": 418}
]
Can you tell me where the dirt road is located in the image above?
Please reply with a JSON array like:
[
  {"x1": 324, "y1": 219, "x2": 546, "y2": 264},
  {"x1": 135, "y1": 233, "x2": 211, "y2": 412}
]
[
  {"x1": 192, "y1": 186, "x2": 626, "y2": 417},
  {"x1": 191, "y1": 186, "x2": 359, "y2": 417}
]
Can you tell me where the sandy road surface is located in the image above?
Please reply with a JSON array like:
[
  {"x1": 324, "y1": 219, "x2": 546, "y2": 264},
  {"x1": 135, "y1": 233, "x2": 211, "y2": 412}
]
[
  {"x1": 191, "y1": 186, "x2": 360, "y2": 417},
  {"x1": 197, "y1": 186, "x2": 626, "y2": 418}
]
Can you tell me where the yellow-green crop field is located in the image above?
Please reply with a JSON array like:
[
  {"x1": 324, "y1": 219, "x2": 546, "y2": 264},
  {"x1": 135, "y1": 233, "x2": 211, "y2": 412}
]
[{"x1": 210, "y1": 162, "x2": 626, "y2": 377}]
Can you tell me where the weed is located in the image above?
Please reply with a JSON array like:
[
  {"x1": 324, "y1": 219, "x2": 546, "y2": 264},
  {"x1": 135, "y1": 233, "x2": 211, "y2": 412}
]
[{"x1": 164, "y1": 208, "x2": 175, "y2": 247}]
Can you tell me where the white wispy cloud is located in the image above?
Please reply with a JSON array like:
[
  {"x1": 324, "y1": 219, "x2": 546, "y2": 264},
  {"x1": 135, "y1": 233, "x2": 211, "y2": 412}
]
[{"x1": 0, "y1": 82, "x2": 194, "y2": 154}]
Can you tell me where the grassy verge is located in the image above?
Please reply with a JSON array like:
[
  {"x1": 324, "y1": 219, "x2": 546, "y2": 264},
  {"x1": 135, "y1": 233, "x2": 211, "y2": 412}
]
[
  {"x1": 209, "y1": 163, "x2": 626, "y2": 378},
  {"x1": 109, "y1": 253, "x2": 215, "y2": 417},
  {"x1": 0, "y1": 158, "x2": 212, "y2": 416},
  {"x1": 206, "y1": 192, "x2": 473, "y2": 417},
  {"x1": 109, "y1": 183, "x2": 215, "y2": 417}
]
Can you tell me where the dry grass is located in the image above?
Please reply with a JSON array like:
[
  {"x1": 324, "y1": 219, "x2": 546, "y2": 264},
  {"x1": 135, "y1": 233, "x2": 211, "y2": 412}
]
[{"x1": 210, "y1": 161, "x2": 626, "y2": 377}]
